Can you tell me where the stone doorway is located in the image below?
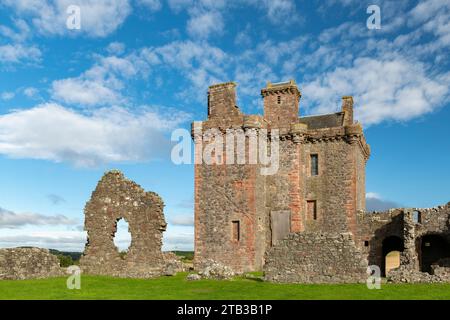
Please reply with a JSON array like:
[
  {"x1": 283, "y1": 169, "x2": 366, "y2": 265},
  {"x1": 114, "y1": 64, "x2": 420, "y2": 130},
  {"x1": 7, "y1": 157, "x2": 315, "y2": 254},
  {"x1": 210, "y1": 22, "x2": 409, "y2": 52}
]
[
  {"x1": 419, "y1": 234, "x2": 450, "y2": 274},
  {"x1": 382, "y1": 236, "x2": 404, "y2": 276},
  {"x1": 271, "y1": 210, "x2": 291, "y2": 245}
]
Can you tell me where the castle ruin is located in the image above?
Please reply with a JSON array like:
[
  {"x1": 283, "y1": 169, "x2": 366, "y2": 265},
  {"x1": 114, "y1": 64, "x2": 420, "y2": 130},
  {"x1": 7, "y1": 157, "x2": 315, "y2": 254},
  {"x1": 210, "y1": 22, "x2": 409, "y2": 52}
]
[{"x1": 192, "y1": 80, "x2": 450, "y2": 283}]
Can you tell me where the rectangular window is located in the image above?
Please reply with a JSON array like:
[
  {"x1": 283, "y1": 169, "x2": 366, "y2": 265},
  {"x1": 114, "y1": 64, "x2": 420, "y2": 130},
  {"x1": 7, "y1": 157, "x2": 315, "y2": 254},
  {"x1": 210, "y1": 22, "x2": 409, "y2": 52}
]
[
  {"x1": 232, "y1": 221, "x2": 240, "y2": 242},
  {"x1": 413, "y1": 211, "x2": 421, "y2": 224},
  {"x1": 307, "y1": 200, "x2": 317, "y2": 220},
  {"x1": 311, "y1": 154, "x2": 319, "y2": 176}
]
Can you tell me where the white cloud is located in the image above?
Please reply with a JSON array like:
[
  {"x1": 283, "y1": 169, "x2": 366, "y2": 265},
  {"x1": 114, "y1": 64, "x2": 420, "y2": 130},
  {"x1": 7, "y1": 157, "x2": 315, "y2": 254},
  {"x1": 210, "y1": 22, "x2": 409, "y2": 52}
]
[
  {"x1": 23, "y1": 87, "x2": 38, "y2": 98},
  {"x1": 409, "y1": 0, "x2": 449, "y2": 24},
  {"x1": 2, "y1": 0, "x2": 132, "y2": 38},
  {"x1": 0, "y1": 103, "x2": 189, "y2": 167},
  {"x1": 106, "y1": 42, "x2": 126, "y2": 55},
  {"x1": 169, "y1": 215, "x2": 194, "y2": 226},
  {"x1": 163, "y1": 228, "x2": 194, "y2": 251},
  {"x1": 148, "y1": 40, "x2": 228, "y2": 95},
  {"x1": 52, "y1": 54, "x2": 139, "y2": 106},
  {"x1": 366, "y1": 192, "x2": 380, "y2": 199},
  {"x1": 302, "y1": 57, "x2": 449, "y2": 126},
  {"x1": 0, "y1": 44, "x2": 41, "y2": 64},
  {"x1": 0, "y1": 231, "x2": 86, "y2": 251},
  {"x1": 0, "y1": 207, "x2": 76, "y2": 229},
  {"x1": 1, "y1": 92, "x2": 15, "y2": 100},
  {"x1": 411, "y1": 0, "x2": 450, "y2": 48},
  {"x1": 187, "y1": 10, "x2": 224, "y2": 39},
  {"x1": 234, "y1": 24, "x2": 252, "y2": 47},
  {"x1": 0, "y1": 19, "x2": 31, "y2": 42},
  {"x1": 263, "y1": 0, "x2": 299, "y2": 25},
  {"x1": 52, "y1": 78, "x2": 121, "y2": 106},
  {"x1": 137, "y1": 0, "x2": 162, "y2": 12},
  {"x1": 365, "y1": 193, "x2": 402, "y2": 212}
]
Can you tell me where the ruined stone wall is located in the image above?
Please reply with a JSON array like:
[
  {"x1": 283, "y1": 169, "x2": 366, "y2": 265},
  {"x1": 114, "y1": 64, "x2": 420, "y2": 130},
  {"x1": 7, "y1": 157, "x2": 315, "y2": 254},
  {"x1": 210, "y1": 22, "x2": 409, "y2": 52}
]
[
  {"x1": 0, "y1": 248, "x2": 63, "y2": 280},
  {"x1": 356, "y1": 203, "x2": 450, "y2": 280},
  {"x1": 80, "y1": 170, "x2": 166, "y2": 278},
  {"x1": 414, "y1": 204, "x2": 450, "y2": 238},
  {"x1": 264, "y1": 232, "x2": 368, "y2": 284},
  {"x1": 356, "y1": 210, "x2": 404, "y2": 269}
]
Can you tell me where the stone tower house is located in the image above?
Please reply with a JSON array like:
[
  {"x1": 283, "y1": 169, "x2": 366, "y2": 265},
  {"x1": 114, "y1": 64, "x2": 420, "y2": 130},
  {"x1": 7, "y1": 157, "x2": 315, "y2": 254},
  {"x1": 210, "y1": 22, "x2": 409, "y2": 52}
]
[{"x1": 192, "y1": 80, "x2": 370, "y2": 272}]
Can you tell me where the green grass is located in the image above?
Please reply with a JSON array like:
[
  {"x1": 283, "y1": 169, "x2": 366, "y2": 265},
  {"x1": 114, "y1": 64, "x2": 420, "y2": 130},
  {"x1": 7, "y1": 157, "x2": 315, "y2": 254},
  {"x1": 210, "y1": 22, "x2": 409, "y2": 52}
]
[{"x1": 1, "y1": 273, "x2": 450, "y2": 300}]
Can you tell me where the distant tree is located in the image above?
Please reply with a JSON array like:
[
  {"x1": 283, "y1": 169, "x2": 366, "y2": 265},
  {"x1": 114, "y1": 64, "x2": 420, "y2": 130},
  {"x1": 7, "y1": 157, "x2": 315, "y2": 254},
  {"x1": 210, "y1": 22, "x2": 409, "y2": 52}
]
[{"x1": 57, "y1": 254, "x2": 74, "y2": 267}]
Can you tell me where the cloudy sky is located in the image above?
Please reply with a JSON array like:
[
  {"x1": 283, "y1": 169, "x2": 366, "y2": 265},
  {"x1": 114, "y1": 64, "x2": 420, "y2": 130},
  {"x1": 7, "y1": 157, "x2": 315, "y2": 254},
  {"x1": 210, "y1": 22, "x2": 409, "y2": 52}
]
[{"x1": 0, "y1": 0, "x2": 449, "y2": 252}]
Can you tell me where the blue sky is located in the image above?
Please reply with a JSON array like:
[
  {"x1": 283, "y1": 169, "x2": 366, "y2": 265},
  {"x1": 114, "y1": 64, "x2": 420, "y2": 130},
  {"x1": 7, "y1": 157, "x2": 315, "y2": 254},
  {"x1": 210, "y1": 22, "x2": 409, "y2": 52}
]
[{"x1": 0, "y1": 0, "x2": 449, "y2": 252}]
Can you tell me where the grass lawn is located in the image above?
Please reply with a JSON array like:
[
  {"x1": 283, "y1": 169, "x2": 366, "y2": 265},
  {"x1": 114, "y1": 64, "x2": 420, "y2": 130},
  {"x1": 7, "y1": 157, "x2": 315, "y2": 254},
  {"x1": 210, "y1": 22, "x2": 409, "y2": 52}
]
[{"x1": 0, "y1": 273, "x2": 449, "y2": 300}]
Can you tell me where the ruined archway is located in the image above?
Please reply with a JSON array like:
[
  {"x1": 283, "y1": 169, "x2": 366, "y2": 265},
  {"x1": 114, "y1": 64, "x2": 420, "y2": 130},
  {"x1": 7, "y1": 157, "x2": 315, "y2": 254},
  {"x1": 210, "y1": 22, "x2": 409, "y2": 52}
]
[
  {"x1": 80, "y1": 170, "x2": 167, "y2": 278},
  {"x1": 382, "y1": 236, "x2": 404, "y2": 276},
  {"x1": 418, "y1": 234, "x2": 450, "y2": 274}
]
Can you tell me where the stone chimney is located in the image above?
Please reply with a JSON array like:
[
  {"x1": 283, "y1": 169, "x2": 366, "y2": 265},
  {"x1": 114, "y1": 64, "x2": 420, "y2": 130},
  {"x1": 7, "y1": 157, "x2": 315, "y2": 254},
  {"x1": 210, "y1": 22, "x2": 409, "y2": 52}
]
[
  {"x1": 342, "y1": 96, "x2": 354, "y2": 126},
  {"x1": 207, "y1": 82, "x2": 241, "y2": 119}
]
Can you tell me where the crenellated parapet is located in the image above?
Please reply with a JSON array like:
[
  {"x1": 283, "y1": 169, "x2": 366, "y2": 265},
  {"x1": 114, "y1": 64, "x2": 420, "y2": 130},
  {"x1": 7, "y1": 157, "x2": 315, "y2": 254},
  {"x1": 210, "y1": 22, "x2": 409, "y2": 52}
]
[{"x1": 261, "y1": 80, "x2": 301, "y2": 99}]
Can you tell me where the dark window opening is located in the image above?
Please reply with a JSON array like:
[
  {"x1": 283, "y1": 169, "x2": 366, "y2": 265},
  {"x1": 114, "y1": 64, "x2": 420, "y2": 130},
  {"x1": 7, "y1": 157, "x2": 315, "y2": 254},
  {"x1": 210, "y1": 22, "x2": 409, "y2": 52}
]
[
  {"x1": 311, "y1": 154, "x2": 319, "y2": 176},
  {"x1": 307, "y1": 200, "x2": 317, "y2": 220},
  {"x1": 364, "y1": 240, "x2": 369, "y2": 247},
  {"x1": 277, "y1": 95, "x2": 281, "y2": 104},
  {"x1": 232, "y1": 221, "x2": 240, "y2": 242},
  {"x1": 419, "y1": 234, "x2": 450, "y2": 274}
]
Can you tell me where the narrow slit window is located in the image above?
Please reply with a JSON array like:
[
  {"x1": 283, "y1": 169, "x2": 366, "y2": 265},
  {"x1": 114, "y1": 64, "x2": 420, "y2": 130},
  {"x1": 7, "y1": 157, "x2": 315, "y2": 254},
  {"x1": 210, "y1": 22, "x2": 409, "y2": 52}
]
[
  {"x1": 413, "y1": 211, "x2": 421, "y2": 224},
  {"x1": 311, "y1": 154, "x2": 319, "y2": 176},
  {"x1": 307, "y1": 200, "x2": 317, "y2": 220},
  {"x1": 232, "y1": 221, "x2": 240, "y2": 242},
  {"x1": 277, "y1": 95, "x2": 281, "y2": 104}
]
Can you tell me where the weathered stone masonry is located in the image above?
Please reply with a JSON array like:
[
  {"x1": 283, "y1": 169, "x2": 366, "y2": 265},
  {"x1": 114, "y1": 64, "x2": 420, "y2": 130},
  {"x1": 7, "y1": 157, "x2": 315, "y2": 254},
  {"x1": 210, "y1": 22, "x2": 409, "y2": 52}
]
[
  {"x1": 264, "y1": 232, "x2": 367, "y2": 284},
  {"x1": 80, "y1": 170, "x2": 167, "y2": 278},
  {"x1": 0, "y1": 248, "x2": 63, "y2": 280},
  {"x1": 357, "y1": 204, "x2": 450, "y2": 282},
  {"x1": 193, "y1": 80, "x2": 369, "y2": 274},
  {"x1": 193, "y1": 80, "x2": 450, "y2": 283}
]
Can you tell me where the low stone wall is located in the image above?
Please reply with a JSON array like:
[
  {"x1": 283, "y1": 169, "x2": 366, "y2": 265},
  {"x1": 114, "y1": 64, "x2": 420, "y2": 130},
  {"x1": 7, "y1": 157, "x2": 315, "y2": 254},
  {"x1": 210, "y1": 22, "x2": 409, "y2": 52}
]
[
  {"x1": 387, "y1": 266, "x2": 442, "y2": 283},
  {"x1": 264, "y1": 232, "x2": 368, "y2": 284},
  {"x1": 162, "y1": 252, "x2": 186, "y2": 275},
  {"x1": 0, "y1": 248, "x2": 63, "y2": 280}
]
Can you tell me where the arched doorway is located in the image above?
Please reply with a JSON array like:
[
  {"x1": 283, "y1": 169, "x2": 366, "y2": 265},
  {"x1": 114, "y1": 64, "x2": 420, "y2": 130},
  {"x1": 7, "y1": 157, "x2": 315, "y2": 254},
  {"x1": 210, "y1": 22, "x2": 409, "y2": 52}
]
[
  {"x1": 419, "y1": 234, "x2": 450, "y2": 274},
  {"x1": 382, "y1": 236, "x2": 404, "y2": 276}
]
